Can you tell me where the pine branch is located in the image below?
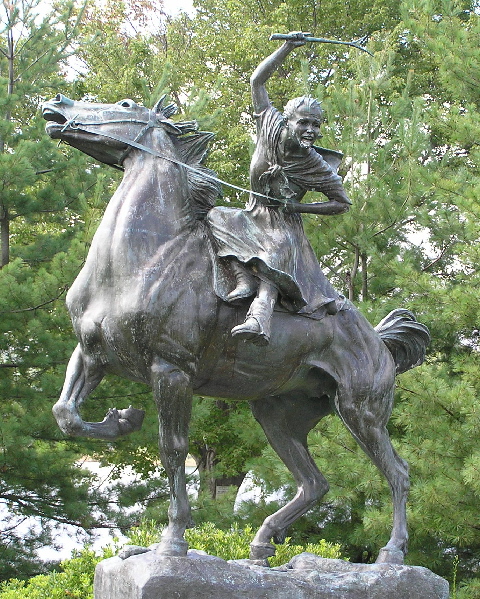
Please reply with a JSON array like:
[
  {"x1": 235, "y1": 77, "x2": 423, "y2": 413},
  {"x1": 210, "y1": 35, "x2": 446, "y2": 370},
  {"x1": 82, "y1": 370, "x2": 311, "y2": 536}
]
[
  {"x1": 0, "y1": 287, "x2": 67, "y2": 314},
  {"x1": 371, "y1": 216, "x2": 415, "y2": 238},
  {"x1": 422, "y1": 240, "x2": 454, "y2": 272}
]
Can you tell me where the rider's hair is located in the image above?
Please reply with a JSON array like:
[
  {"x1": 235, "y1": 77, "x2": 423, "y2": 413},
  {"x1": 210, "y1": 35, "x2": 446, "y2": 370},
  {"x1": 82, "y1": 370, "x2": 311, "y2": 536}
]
[{"x1": 283, "y1": 97, "x2": 323, "y2": 121}]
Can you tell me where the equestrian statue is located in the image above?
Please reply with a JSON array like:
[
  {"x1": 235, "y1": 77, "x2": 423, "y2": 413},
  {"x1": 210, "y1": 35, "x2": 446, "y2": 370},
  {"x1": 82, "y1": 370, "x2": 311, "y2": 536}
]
[{"x1": 43, "y1": 33, "x2": 429, "y2": 565}]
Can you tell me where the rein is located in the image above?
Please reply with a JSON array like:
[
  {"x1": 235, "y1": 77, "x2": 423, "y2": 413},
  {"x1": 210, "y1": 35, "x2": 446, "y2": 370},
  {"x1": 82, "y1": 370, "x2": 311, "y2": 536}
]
[{"x1": 61, "y1": 114, "x2": 287, "y2": 207}]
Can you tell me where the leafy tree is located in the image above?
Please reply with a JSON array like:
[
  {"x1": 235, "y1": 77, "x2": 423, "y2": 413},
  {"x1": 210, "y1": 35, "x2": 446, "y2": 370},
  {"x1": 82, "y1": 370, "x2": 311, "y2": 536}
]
[
  {"x1": 0, "y1": 0, "x2": 165, "y2": 579},
  {"x1": 4, "y1": 0, "x2": 480, "y2": 590},
  {"x1": 208, "y1": 1, "x2": 480, "y2": 591}
]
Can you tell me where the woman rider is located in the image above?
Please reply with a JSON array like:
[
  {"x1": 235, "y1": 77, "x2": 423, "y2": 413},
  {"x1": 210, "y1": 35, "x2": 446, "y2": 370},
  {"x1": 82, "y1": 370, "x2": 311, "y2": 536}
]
[{"x1": 208, "y1": 32, "x2": 351, "y2": 345}]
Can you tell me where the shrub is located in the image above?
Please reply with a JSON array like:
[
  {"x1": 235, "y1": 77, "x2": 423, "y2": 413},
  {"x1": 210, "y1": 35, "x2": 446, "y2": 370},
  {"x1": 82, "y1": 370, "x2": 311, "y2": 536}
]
[
  {"x1": 185, "y1": 522, "x2": 344, "y2": 567},
  {"x1": 0, "y1": 547, "x2": 108, "y2": 599}
]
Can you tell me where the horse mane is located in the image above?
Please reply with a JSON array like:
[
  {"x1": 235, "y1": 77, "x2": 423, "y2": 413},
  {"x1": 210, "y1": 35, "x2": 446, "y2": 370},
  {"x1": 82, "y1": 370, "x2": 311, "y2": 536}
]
[
  {"x1": 174, "y1": 128, "x2": 222, "y2": 220},
  {"x1": 153, "y1": 98, "x2": 221, "y2": 219}
]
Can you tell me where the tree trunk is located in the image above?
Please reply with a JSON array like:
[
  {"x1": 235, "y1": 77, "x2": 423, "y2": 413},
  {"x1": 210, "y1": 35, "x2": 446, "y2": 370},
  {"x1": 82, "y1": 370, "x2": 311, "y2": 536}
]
[
  {"x1": 0, "y1": 207, "x2": 9, "y2": 268},
  {"x1": 347, "y1": 246, "x2": 360, "y2": 301},
  {"x1": 361, "y1": 252, "x2": 368, "y2": 301},
  {"x1": 0, "y1": 21, "x2": 14, "y2": 268},
  {"x1": 191, "y1": 444, "x2": 247, "y2": 500}
]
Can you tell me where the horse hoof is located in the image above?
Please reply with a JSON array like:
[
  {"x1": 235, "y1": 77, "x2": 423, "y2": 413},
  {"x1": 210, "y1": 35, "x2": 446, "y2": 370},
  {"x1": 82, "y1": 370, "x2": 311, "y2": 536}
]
[
  {"x1": 116, "y1": 406, "x2": 145, "y2": 434},
  {"x1": 118, "y1": 545, "x2": 150, "y2": 560},
  {"x1": 155, "y1": 538, "x2": 189, "y2": 557},
  {"x1": 375, "y1": 546, "x2": 404, "y2": 564},
  {"x1": 250, "y1": 542, "x2": 276, "y2": 560}
]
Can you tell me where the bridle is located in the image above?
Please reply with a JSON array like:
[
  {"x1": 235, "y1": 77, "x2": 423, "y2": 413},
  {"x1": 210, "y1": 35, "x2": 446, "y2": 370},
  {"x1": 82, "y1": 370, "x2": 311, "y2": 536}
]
[{"x1": 60, "y1": 111, "x2": 169, "y2": 168}]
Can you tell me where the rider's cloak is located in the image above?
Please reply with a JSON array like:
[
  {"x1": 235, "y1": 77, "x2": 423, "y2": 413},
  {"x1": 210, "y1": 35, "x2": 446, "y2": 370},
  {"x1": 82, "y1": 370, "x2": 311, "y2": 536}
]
[{"x1": 208, "y1": 104, "x2": 348, "y2": 314}]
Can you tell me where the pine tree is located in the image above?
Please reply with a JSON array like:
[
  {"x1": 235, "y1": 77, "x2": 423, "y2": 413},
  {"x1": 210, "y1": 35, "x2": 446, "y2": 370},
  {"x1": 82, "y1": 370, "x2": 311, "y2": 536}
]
[
  {"x1": 0, "y1": 0, "x2": 157, "y2": 579},
  {"x1": 15, "y1": 0, "x2": 480, "y2": 591}
]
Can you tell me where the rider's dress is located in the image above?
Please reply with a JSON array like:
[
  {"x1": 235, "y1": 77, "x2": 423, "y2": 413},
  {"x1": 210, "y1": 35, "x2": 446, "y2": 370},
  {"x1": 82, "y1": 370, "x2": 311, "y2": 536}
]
[{"x1": 208, "y1": 104, "x2": 347, "y2": 314}]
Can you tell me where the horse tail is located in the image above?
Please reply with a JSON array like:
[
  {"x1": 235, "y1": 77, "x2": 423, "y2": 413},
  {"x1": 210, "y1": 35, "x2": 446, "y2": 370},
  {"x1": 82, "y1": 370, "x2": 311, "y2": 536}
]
[{"x1": 375, "y1": 309, "x2": 430, "y2": 374}]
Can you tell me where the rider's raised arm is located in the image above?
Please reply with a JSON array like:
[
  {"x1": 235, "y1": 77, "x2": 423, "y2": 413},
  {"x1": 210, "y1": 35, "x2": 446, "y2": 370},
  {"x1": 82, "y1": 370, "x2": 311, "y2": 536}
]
[{"x1": 250, "y1": 34, "x2": 306, "y2": 114}]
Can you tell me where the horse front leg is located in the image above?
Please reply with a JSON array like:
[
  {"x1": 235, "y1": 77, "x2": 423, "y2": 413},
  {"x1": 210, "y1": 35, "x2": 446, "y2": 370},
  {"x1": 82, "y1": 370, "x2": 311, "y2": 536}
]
[
  {"x1": 53, "y1": 344, "x2": 104, "y2": 436},
  {"x1": 152, "y1": 358, "x2": 193, "y2": 556},
  {"x1": 53, "y1": 344, "x2": 144, "y2": 440}
]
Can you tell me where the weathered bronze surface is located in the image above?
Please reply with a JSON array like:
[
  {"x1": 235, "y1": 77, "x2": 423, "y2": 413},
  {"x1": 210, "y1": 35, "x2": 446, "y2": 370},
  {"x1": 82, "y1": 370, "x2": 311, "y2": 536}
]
[{"x1": 42, "y1": 38, "x2": 429, "y2": 565}]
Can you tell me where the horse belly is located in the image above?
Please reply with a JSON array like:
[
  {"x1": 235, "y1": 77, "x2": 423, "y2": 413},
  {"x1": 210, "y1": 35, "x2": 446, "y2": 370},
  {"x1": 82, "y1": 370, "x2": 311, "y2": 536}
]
[{"x1": 194, "y1": 311, "x2": 334, "y2": 400}]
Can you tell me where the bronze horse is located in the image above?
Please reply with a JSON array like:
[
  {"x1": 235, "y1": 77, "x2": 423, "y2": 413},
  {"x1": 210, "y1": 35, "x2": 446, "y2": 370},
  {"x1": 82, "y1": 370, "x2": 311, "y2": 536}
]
[{"x1": 42, "y1": 94, "x2": 429, "y2": 564}]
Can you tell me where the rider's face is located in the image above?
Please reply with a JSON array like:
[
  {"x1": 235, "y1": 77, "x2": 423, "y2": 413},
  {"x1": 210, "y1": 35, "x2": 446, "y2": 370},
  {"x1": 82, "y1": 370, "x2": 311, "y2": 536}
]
[{"x1": 285, "y1": 106, "x2": 322, "y2": 149}]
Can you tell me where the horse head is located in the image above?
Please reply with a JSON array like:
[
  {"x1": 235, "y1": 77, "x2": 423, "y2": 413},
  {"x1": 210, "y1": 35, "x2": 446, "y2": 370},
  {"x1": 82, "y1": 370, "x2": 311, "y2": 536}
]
[{"x1": 42, "y1": 94, "x2": 193, "y2": 168}]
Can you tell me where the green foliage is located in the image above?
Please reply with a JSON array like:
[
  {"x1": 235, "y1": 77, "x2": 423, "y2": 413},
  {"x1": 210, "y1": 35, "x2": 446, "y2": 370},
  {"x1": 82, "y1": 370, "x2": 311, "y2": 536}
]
[
  {"x1": 0, "y1": 0, "x2": 163, "y2": 580},
  {"x1": 188, "y1": 398, "x2": 266, "y2": 495},
  {"x1": 0, "y1": 545, "x2": 116, "y2": 599},
  {"x1": 184, "y1": 522, "x2": 343, "y2": 567}
]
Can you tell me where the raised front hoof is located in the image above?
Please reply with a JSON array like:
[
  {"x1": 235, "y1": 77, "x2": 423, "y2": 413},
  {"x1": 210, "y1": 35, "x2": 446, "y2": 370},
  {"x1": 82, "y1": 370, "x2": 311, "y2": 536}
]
[
  {"x1": 115, "y1": 406, "x2": 145, "y2": 434},
  {"x1": 59, "y1": 406, "x2": 146, "y2": 441},
  {"x1": 375, "y1": 546, "x2": 405, "y2": 564},
  {"x1": 80, "y1": 406, "x2": 146, "y2": 440},
  {"x1": 155, "y1": 538, "x2": 189, "y2": 557},
  {"x1": 250, "y1": 542, "x2": 276, "y2": 561}
]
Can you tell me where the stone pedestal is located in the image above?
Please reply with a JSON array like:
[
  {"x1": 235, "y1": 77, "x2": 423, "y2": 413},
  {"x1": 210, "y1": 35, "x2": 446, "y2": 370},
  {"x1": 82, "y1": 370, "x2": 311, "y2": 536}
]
[{"x1": 94, "y1": 549, "x2": 449, "y2": 599}]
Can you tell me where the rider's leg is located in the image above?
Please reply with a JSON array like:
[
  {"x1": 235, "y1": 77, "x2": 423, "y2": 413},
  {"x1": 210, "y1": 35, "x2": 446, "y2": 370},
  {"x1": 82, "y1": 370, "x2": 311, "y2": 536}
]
[
  {"x1": 231, "y1": 280, "x2": 278, "y2": 345},
  {"x1": 226, "y1": 258, "x2": 257, "y2": 303}
]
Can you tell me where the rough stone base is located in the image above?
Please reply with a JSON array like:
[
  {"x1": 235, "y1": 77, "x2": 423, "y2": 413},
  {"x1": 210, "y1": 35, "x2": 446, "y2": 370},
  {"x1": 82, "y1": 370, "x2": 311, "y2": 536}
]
[{"x1": 94, "y1": 549, "x2": 449, "y2": 599}]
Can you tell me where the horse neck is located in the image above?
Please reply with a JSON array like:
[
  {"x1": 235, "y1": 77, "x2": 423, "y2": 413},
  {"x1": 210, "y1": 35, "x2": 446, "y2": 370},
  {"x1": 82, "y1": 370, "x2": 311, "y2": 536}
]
[{"x1": 119, "y1": 128, "x2": 195, "y2": 240}]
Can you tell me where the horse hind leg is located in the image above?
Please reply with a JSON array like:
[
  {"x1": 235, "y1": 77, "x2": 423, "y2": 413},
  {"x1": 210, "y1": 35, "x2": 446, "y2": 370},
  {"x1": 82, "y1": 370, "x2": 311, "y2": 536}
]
[
  {"x1": 249, "y1": 394, "x2": 332, "y2": 563},
  {"x1": 53, "y1": 344, "x2": 145, "y2": 440},
  {"x1": 335, "y1": 386, "x2": 409, "y2": 564}
]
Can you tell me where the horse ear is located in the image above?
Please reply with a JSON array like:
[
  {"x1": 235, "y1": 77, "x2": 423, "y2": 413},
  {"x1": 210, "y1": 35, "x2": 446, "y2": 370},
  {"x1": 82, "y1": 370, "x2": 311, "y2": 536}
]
[
  {"x1": 152, "y1": 94, "x2": 177, "y2": 119},
  {"x1": 161, "y1": 121, "x2": 182, "y2": 135},
  {"x1": 152, "y1": 94, "x2": 166, "y2": 113}
]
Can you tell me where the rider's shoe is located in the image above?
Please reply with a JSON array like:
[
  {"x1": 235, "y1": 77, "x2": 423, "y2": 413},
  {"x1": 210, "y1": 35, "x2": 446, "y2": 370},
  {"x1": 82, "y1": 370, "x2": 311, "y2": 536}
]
[
  {"x1": 231, "y1": 296, "x2": 272, "y2": 346},
  {"x1": 226, "y1": 261, "x2": 257, "y2": 304},
  {"x1": 231, "y1": 316, "x2": 269, "y2": 346}
]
